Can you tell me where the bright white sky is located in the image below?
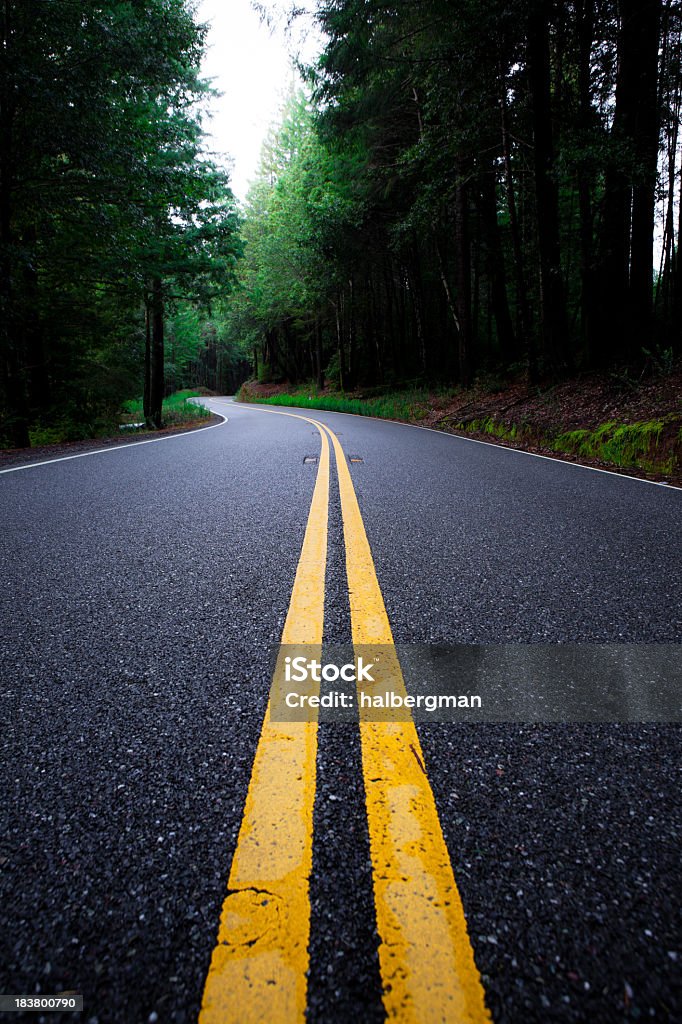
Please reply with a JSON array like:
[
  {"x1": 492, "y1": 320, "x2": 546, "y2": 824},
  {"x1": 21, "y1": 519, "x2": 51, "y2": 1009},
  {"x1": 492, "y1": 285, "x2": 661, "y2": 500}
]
[{"x1": 196, "y1": 0, "x2": 322, "y2": 202}]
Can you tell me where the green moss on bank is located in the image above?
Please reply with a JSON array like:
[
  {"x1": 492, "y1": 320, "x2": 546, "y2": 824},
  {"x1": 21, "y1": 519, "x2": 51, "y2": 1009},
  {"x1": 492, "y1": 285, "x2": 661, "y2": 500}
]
[{"x1": 452, "y1": 416, "x2": 678, "y2": 477}]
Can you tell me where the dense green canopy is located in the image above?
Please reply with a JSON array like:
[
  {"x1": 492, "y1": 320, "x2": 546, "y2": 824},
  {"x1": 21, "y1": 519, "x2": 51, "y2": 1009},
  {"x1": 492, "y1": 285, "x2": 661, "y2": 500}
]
[
  {"x1": 2, "y1": 0, "x2": 679, "y2": 447},
  {"x1": 231, "y1": 0, "x2": 680, "y2": 390},
  {"x1": 0, "y1": 0, "x2": 241, "y2": 445}
]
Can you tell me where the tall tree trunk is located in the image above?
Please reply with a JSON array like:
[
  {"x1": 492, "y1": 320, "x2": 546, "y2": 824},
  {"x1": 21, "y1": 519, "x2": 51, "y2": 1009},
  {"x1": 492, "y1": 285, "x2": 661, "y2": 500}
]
[
  {"x1": 0, "y1": 0, "x2": 29, "y2": 447},
  {"x1": 436, "y1": 234, "x2": 462, "y2": 382},
  {"x1": 148, "y1": 277, "x2": 164, "y2": 429},
  {"x1": 20, "y1": 224, "x2": 48, "y2": 415},
  {"x1": 479, "y1": 166, "x2": 516, "y2": 363},
  {"x1": 501, "y1": 76, "x2": 533, "y2": 376},
  {"x1": 656, "y1": 4, "x2": 681, "y2": 321},
  {"x1": 408, "y1": 247, "x2": 427, "y2": 373},
  {"x1": 628, "y1": 0, "x2": 662, "y2": 347},
  {"x1": 596, "y1": 0, "x2": 661, "y2": 363},
  {"x1": 368, "y1": 272, "x2": 383, "y2": 383},
  {"x1": 528, "y1": 2, "x2": 568, "y2": 373},
  {"x1": 333, "y1": 294, "x2": 346, "y2": 390},
  {"x1": 672, "y1": 158, "x2": 682, "y2": 331},
  {"x1": 347, "y1": 277, "x2": 356, "y2": 387},
  {"x1": 436, "y1": 240, "x2": 461, "y2": 334},
  {"x1": 454, "y1": 180, "x2": 472, "y2": 386},
  {"x1": 143, "y1": 297, "x2": 151, "y2": 421},
  {"x1": 389, "y1": 264, "x2": 403, "y2": 376},
  {"x1": 315, "y1": 318, "x2": 324, "y2": 390},
  {"x1": 576, "y1": 0, "x2": 596, "y2": 361}
]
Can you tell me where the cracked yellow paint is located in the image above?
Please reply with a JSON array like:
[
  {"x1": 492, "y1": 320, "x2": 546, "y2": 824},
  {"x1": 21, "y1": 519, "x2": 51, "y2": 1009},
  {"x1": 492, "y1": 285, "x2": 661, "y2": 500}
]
[
  {"x1": 200, "y1": 407, "x2": 490, "y2": 1023},
  {"x1": 320, "y1": 422, "x2": 491, "y2": 1023},
  {"x1": 199, "y1": 417, "x2": 329, "y2": 1024}
]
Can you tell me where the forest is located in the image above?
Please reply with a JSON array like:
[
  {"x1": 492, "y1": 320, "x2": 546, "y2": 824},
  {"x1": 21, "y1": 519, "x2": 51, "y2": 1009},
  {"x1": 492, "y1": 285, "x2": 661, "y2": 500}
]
[
  {"x1": 1, "y1": 0, "x2": 681, "y2": 448},
  {"x1": 0, "y1": 0, "x2": 243, "y2": 448}
]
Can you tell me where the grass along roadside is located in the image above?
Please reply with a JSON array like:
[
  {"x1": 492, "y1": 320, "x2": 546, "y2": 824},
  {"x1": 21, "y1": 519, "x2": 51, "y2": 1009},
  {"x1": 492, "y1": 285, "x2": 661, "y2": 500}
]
[
  {"x1": 237, "y1": 378, "x2": 682, "y2": 484},
  {"x1": 237, "y1": 386, "x2": 432, "y2": 422},
  {"x1": 120, "y1": 389, "x2": 211, "y2": 429}
]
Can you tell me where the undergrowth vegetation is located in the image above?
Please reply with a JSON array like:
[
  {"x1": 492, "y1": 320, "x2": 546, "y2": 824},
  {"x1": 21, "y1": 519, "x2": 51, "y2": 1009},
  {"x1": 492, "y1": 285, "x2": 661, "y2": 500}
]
[
  {"x1": 238, "y1": 382, "x2": 680, "y2": 479},
  {"x1": 121, "y1": 390, "x2": 210, "y2": 429},
  {"x1": 454, "y1": 417, "x2": 678, "y2": 476},
  {"x1": 237, "y1": 385, "x2": 433, "y2": 422}
]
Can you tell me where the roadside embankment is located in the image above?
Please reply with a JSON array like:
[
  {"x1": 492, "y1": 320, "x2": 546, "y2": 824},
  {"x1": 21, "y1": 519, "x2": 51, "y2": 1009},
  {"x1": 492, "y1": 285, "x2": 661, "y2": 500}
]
[{"x1": 238, "y1": 372, "x2": 682, "y2": 485}]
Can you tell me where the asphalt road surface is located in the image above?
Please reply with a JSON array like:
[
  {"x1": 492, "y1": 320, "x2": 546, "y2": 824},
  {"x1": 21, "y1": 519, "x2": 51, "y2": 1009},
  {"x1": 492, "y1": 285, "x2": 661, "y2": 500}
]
[{"x1": 1, "y1": 398, "x2": 680, "y2": 1024}]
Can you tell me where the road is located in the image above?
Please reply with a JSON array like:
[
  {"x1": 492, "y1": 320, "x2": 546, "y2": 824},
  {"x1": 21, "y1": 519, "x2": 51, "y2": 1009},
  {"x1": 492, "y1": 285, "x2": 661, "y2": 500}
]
[{"x1": 1, "y1": 397, "x2": 680, "y2": 1024}]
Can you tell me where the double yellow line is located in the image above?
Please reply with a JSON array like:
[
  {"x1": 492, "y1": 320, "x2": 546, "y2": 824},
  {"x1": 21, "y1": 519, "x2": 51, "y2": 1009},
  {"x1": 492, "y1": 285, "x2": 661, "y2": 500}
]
[{"x1": 199, "y1": 411, "x2": 490, "y2": 1023}]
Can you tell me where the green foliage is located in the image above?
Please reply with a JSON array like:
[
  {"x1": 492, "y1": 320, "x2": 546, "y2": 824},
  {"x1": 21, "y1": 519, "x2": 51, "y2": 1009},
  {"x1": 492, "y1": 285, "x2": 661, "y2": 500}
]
[
  {"x1": 553, "y1": 421, "x2": 665, "y2": 468},
  {"x1": 454, "y1": 418, "x2": 519, "y2": 442},
  {"x1": 238, "y1": 385, "x2": 432, "y2": 422},
  {"x1": 221, "y1": 87, "x2": 367, "y2": 385},
  {"x1": 6, "y1": 0, "x2": 679, "y2": 450},
  {"x1": 122, "y1": 390, "x2": 210, "y2": 428},
  {"x1": 642, "y1": 345, "x2": 676, "y2": 377},
  {"x1": 228, "y1": 0, "x2": 680, "y2": 398},
  {"x1": 454, "y1": 416, "x2": 678, "y2": 476},
  {"x1": 324, "y1": 352, "x2": 343, "y2": 390},
  {"x1": 0, "y1": 0, "x2": 241, "y2": 447}
]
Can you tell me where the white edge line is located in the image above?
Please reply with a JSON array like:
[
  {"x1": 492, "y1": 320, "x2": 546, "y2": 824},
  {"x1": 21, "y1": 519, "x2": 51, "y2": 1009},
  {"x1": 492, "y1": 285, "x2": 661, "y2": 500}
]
[
  {"x1": 238, "y1": 399, "x2": 681, "y2": 492},
  {"x1": 0, "y1": 408, "x2": 228, "y2": 475}
]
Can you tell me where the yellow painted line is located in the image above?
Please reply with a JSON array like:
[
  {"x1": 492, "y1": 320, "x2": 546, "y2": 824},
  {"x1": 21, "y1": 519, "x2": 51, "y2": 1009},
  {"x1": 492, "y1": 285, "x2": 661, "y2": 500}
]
[
  {"x1": 202, "y1": 402, "x2": 490, "y2": 1022},
  {"x1": 319, "y1": 421, "x2": 491, "y2": 1023},
  {"x1": 199, "y1": 416, "x2": 330, "y2": 1024}
]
